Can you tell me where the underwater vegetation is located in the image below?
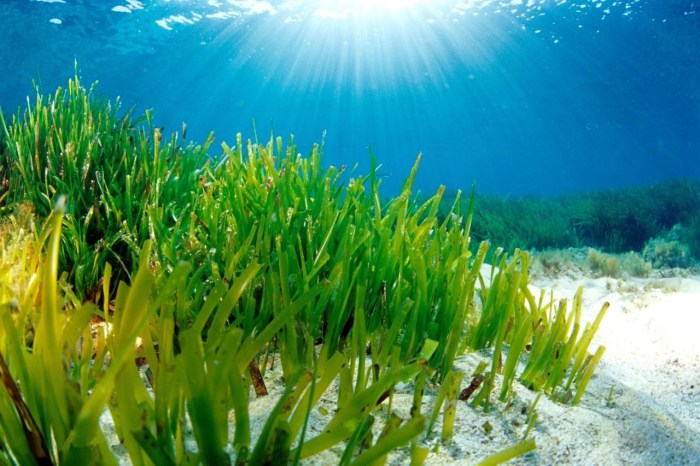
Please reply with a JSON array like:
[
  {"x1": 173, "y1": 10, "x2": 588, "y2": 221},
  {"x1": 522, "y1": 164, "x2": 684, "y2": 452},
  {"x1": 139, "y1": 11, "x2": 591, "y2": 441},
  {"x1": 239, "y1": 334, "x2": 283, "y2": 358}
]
[
  {"x1": 455, "y1": 179, "x2": 700, "y2": 267},
  {"x1": 0, "y1": 74, "x2": 607, "y2": 465}
]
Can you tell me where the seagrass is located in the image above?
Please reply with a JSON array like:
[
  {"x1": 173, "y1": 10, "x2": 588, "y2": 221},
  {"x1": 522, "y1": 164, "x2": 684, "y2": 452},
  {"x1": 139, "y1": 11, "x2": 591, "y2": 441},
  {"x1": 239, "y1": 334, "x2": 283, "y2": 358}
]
[{"x1": 0, "y1": 73, "x2": 607, "y2": 465}]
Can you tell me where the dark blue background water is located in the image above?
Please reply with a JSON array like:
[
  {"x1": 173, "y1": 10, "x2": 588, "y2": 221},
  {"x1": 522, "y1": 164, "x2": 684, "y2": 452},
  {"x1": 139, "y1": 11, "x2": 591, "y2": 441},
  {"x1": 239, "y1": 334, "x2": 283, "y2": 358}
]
[{"x1": 1, "y1": 0, "x2": 698, "y2": 196}]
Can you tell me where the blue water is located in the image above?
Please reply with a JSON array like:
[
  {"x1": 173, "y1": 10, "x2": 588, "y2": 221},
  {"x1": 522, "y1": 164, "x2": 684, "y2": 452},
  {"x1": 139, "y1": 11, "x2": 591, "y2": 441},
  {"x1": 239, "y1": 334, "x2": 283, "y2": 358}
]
[{"x1": 1, "y1": 0, "x2": 698, "y2": 196}]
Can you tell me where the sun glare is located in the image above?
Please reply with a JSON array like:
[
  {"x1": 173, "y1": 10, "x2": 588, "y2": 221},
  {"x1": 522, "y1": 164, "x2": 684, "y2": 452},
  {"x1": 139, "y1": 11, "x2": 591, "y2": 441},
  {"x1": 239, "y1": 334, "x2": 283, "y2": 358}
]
[{"x1": 311, "y1": 0, "x2": 430, "y2": 18}]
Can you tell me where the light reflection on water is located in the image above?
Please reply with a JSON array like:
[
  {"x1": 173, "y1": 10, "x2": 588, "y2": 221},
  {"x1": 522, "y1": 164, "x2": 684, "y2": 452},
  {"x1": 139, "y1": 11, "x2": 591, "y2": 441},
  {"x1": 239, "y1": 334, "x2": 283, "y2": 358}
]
[{"x1": 2, "y1": 0, "x2": 698, "y2": 196}]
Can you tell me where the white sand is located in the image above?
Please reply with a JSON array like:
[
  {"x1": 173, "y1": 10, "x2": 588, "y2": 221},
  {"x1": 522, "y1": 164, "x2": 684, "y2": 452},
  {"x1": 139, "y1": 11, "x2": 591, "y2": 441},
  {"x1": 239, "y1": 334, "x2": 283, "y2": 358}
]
[
  {"x1": 103, "y1": 271, "x2": 700, "y2": 465},
  {"x1": 506, "y1": 272, "x2": 700, "y2": 465}
]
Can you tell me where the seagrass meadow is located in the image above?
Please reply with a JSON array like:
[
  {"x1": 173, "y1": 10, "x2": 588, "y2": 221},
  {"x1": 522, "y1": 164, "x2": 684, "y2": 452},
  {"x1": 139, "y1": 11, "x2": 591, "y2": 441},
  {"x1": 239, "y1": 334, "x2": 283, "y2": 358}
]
[{"x1": 0, "y1": 75, "x2": 608, "y2": 465}]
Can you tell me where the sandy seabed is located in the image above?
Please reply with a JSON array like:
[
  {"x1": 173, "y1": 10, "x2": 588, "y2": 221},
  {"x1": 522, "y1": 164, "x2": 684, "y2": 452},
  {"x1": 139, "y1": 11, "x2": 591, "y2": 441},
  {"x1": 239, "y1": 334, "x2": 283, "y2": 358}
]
[
  {"x1": 485, "y1": 272, "x2": 700, "y2": 466},
  {"x1": 104, "y1": 271, "x2": 700, "y2": 465}
]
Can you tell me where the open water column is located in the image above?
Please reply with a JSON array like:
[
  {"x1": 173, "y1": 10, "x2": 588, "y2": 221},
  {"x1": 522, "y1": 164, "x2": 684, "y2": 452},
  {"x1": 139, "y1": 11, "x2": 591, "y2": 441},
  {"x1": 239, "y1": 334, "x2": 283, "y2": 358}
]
[{"x1": 0, "y1": 0, "x2": 698, "y2": 195}]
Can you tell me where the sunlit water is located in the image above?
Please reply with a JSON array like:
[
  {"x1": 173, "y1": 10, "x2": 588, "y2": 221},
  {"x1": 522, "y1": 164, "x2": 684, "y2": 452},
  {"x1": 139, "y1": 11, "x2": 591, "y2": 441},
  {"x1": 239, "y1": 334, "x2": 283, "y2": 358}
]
[{"x1": 1, "y1": 0, "x2": 698, "y2": 196}]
